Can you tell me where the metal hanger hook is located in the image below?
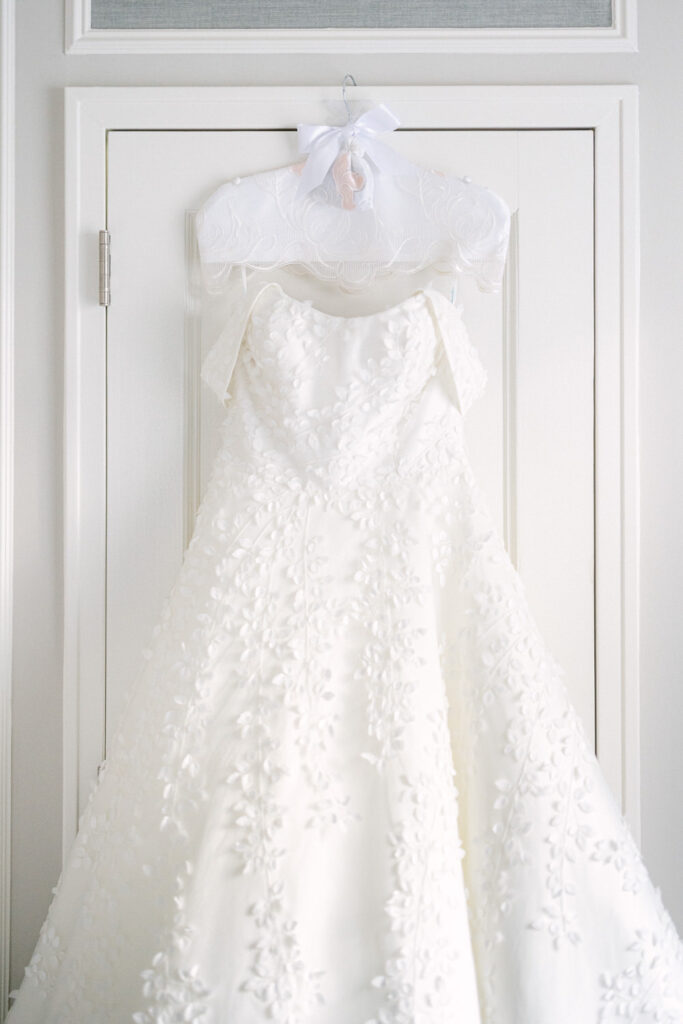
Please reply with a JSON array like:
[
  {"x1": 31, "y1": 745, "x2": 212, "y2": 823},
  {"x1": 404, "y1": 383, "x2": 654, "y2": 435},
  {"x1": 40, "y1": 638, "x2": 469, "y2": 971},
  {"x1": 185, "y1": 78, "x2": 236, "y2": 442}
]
[{"x1": 341, "y1": 74, "x2": 358, "y2": 124}]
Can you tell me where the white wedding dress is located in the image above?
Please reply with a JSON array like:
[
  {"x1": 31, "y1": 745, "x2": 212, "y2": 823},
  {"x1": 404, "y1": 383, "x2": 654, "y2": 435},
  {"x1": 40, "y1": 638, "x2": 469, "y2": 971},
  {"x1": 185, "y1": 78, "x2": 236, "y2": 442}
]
[{"x1": 6, "y1": 156, "x2": 683, "y2": 1023}]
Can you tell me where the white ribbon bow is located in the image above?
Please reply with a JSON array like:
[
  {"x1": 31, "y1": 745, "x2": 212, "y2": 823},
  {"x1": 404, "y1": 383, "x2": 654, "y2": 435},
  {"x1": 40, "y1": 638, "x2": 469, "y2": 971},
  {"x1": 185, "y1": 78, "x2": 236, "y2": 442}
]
[{"x1": 295, "y1": 103, "x2": 416, "y2": 202}]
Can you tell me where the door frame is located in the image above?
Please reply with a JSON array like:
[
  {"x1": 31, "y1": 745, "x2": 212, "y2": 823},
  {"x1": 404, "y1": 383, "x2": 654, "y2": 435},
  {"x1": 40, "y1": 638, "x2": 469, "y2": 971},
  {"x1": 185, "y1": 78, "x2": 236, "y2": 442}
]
[
  {"x1": 63, "y1": 84, "x2": 640, "y2": 862},
  {"x1": 0, "y1": 0, "x2": 15, "y2": 1011}
]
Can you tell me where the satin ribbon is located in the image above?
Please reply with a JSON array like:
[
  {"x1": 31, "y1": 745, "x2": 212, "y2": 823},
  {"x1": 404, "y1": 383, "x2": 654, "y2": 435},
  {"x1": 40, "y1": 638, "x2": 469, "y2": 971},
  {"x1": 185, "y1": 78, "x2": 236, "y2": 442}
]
[{"x1": 295, "y1": 103, "x2": 416, "y2": 202}]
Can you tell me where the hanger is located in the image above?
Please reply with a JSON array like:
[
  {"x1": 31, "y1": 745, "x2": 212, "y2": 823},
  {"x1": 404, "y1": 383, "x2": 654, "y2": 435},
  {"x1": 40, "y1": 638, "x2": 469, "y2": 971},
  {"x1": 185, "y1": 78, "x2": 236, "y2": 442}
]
[
  {"x1": 194, "y1": 78, "x2": 512, "y2": 298},
  {"x1": 338, "y1": 75, "x2": 457, "y2": 306},
  {"x1": 341, "y1": 73, "x2": 357, "y2": 127}
]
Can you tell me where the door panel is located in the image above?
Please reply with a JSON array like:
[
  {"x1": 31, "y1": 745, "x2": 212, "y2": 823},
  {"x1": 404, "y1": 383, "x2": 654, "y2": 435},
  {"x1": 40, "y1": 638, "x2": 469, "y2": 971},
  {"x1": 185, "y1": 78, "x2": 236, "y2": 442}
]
[{"x1": 105, "y1": 129, "x2": 595, "y2": 818}]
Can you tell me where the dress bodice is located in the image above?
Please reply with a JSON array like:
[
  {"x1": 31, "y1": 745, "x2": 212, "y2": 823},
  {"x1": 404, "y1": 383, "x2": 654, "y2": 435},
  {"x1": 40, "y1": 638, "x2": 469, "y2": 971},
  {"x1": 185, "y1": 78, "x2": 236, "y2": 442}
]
[{"x1": 201, "y1": 281, "x2": 487, "y2": 486}]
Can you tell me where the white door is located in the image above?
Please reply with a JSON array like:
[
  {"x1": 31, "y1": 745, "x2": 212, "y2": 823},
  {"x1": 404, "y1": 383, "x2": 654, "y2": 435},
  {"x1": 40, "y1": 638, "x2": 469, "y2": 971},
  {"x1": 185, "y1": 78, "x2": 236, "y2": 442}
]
[{"x1": 100, "y1": 127, "x2": 595, "y2": 818}]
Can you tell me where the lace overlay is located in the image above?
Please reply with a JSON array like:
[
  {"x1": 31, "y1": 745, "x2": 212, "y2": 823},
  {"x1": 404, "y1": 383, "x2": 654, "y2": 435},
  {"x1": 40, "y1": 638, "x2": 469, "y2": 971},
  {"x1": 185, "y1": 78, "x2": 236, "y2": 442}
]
[
  {"x1": 7, "y1": 283, "x2": 683, "y2": 1023},
  {"x1": 195, "y1": 160, "x2": 511, "y2": 293}
]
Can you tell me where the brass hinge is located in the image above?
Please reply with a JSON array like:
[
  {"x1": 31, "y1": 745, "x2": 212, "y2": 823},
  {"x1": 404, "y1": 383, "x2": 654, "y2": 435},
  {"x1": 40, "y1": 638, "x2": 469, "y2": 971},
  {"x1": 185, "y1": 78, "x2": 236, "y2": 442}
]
[{"x1": 99, "y1": 229, "x2": 111, "y2": 307}]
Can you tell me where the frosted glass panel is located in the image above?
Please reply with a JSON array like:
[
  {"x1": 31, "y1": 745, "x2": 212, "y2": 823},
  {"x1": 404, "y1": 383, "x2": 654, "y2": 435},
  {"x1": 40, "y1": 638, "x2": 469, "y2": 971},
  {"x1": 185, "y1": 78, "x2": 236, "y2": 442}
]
[{"x1": 91, "y1": 0, "x2": 613, "y2": 30}]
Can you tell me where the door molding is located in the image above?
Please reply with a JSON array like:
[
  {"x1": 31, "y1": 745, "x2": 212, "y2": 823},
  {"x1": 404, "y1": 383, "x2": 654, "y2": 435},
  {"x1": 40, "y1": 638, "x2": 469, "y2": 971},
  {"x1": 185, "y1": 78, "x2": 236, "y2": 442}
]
[
  {"x1": 65, "y1": 0, "x2": 638, "y2": 55},
  {"x1": 0, "y1": 0, "x2": 15, "y2": 1013},
  {"x1": 64, "y1": 84, "x2": 641, "y2": 862}
]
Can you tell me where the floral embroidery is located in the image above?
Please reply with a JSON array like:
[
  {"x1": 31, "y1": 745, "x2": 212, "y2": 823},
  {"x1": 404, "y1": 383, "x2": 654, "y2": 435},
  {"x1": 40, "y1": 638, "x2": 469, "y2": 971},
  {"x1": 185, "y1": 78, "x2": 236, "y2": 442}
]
[
  {"x1": 241, "y1": 883, "x2": 326, "y2": 1022},
  {"x1": 248, "y1": 490, "x2": 358, "y2": 835},
  {"x1": 20, "y1": 920, "x2": 65, "y2": 995},
  {"x1": 8, "y1": 283, "x2": 683, "y2": 1024},
  {"x1": 598, "y1": 918, "x2": 683, "y2": 1022},
  {"x1": 365, "y1": 700, "x2": 476, "y2": 1024},
  {"x1": 351, "y1": 509, "x2": 426, "y2": 771}
]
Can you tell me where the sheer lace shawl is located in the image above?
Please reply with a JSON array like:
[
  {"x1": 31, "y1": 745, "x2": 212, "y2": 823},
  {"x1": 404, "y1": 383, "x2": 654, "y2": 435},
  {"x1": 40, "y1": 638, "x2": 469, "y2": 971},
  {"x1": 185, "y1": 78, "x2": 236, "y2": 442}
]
[{"x1": 195, "y1": 159, "x2": 511, "y2": 295}]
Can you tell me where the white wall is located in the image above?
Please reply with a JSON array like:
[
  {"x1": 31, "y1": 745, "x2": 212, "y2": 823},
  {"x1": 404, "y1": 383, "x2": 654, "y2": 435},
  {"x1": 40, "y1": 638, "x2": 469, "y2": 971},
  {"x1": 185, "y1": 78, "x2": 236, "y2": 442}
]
[
  {"x1": 637, "y1": 3, "x2": 683, "y2": 922},
  {"x1": 10, "y1": 0, "x2": 683, "y2": 991}
]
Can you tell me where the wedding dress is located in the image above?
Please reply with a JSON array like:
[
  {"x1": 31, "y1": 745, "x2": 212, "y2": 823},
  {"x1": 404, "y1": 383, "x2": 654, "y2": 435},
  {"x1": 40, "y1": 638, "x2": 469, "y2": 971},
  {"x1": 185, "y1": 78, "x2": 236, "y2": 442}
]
[{"x1": 6, "y1": 142, "x2": 683, "y2": 1024}]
